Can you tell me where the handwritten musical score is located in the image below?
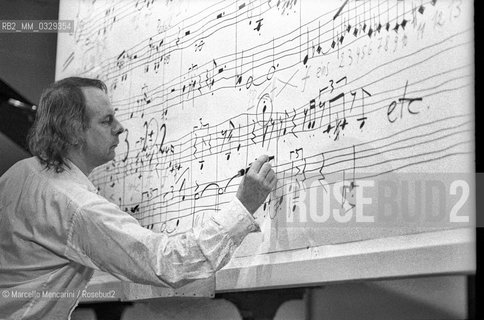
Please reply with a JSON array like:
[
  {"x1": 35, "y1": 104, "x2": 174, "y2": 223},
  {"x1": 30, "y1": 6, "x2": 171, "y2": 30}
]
[{"x1": 57, "y1": 0, "x2": 473, "y2": 257}]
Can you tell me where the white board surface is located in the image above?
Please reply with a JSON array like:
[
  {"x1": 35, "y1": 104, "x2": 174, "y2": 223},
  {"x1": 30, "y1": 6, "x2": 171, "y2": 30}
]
[{"x1": 57, "y1": 0, "x2": 475, "y2": 293}]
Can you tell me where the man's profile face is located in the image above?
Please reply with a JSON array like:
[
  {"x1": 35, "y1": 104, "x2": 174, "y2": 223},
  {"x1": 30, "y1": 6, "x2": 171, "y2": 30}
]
[{"x1": 80, "y1": 87, "x2": 123, "y2": 169}]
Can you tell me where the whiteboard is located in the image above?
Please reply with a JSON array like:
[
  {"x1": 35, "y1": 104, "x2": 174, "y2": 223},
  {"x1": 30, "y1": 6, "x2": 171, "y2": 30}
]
[{"x1": 57, "y1": 0, "x2": 475, "y2": 294}]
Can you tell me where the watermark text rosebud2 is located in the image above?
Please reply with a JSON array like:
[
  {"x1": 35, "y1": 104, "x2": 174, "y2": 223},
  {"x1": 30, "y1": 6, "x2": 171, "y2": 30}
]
[
  {"x1": 286, "y1": 179, "x2": 375, "y2": 224},
  {"x1": 273, "y1": 172, "x2": 474, "y2": 228}
]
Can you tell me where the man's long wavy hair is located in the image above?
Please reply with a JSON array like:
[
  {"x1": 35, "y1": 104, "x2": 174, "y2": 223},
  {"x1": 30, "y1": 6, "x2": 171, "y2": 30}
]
[{"x1": 28, "y1": 77, "x2": 107, "y2": 173}]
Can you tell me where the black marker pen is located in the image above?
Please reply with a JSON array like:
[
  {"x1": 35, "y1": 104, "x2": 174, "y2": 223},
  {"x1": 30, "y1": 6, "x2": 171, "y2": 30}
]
[{"x1": 237, "y1": 156, "x2": 274, "y2": 177}]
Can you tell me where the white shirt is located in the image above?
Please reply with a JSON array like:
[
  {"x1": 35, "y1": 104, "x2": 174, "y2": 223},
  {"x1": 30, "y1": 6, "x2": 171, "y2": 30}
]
[{"x1": 0, "y1": 157, "x2": 259, "y2": 319}]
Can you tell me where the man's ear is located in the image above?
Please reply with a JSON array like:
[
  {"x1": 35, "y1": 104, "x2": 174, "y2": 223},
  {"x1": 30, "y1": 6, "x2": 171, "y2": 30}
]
[
  {"x1": 70, "y1": 138, "x2": 80, "y2": 146},
  {"x1": 71, "y1": 136, "x2": 85, "y2": 149}
]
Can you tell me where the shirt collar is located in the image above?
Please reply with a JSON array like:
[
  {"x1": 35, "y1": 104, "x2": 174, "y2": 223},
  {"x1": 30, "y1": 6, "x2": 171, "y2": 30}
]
[{"x1": 63, "y1": 159, "x2": 98, "y2": 193}]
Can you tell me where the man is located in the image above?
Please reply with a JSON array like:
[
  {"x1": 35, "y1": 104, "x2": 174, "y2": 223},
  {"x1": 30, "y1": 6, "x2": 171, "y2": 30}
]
[{"x1": 0, "y1": 77, "x2": 276, "y2": 319}]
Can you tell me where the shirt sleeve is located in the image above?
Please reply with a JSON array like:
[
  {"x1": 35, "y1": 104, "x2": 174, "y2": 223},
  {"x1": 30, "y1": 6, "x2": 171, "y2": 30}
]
[{"x1": 64, "y1": 195, "x2": 259, "y2": 289}]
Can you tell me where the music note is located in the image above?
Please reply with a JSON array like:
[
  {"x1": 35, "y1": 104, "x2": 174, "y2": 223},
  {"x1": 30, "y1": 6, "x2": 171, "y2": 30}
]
[
  {"x1": 359, "y1": 88, "x2": 371, "y2": 129},
  {"x1": 235, "y1": 51, "x2": 244, "y2": 88},
  {"x1": 116, "y1": 50, "x2": 134, "y2": 82},
  {"x1": 302, "y1": 27, "x2": 309, "y2": 65},
  {"x1": 102, "y1": 4, "x2": 116, "y2": 35},
  {"x1": 328, "y1": 92, "x2": 345, "y2": 130},
  {"x1": 204, "y1": 59, "x2": 217, "y2": 92},
  {"x1": 342, "y1": 146, "x2": 358, "y2": 208},
  {"x1": 303, "y1": 99, "x2": 317, "y2": 130},
  {"x1": 219, "y1": 120, "x2": 235, "y2": 159}
]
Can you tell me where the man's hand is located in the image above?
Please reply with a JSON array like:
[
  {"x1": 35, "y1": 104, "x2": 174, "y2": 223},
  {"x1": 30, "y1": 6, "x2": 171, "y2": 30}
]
[{"x1": 236, "y1": 155, "x2": 277, "y2": 214}]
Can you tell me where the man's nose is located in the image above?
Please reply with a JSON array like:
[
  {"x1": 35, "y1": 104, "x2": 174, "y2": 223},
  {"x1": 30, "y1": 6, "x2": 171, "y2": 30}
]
[{"x1": 113, "y1": 118, "x2": 124, "y2": 135}]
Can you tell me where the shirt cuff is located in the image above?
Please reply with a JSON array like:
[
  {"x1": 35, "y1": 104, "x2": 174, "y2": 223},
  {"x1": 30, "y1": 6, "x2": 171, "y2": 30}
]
[
  {"x1": 232, "y1": 196, "x2": 261, "y2": 233},
  {"x1": 209, "y1": 197, "x2": 261, "y2": 247}
]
